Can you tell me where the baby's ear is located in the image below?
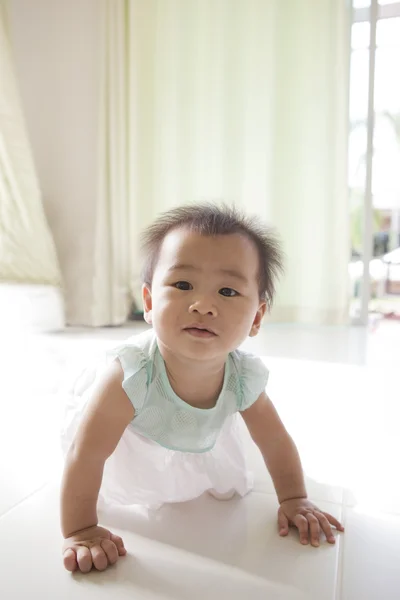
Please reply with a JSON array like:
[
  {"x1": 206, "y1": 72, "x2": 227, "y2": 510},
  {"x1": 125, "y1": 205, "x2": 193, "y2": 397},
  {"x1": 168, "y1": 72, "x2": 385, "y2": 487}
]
[
  {"x1": 142, "y1": 284, "x2": 153, "y2": 324},
  {"x1": 249, "y1": 302, "x2": 267, "y2": 337}
]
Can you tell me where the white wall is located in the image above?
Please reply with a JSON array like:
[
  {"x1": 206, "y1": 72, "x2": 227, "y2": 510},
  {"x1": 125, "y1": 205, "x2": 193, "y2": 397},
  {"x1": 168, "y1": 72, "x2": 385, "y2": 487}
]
[{"x1": 7, "y1": 0, "x2": 101, "y2": 324}]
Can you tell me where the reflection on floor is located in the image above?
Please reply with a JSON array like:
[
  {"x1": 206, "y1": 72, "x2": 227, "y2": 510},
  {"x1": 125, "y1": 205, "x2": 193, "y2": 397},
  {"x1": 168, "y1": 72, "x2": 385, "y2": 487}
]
[{"x1": 1, "y1": 321, "x2": 399, "y2": 599}]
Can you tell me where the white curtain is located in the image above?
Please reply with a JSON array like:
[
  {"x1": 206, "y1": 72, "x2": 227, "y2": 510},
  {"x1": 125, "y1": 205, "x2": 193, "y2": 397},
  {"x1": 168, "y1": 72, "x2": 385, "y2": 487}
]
[
  {"x1": 92, "y1": 0, "x2": 132, "y2": 326},
  {"x1": 0, "y1": 4, "x2": 61, "y2": 289},
  {"x1": 95, "y1": 0, "x2": 351, "y2": 326}
]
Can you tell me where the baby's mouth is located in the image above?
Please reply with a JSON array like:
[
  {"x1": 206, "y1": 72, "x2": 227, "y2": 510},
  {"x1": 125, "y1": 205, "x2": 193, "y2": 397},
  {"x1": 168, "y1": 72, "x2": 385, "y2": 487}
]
[{"x1": 184, "y1": 326, "x2": 217, "y2": 338}]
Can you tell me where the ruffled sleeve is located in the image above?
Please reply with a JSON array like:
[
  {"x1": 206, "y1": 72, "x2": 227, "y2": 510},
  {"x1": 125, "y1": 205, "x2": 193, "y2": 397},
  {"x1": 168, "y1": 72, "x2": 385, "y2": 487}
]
[
  {"x1": 107, "y1": 343, "x2": 149, "y2": 415},
  {"x1": 236, "y1": 352, "x2": 269, "y2": 412}
]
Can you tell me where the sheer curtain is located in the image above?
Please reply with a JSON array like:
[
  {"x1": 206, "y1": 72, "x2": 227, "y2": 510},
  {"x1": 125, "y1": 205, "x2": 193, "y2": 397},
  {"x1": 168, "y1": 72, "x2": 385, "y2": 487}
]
[
  {"x1": 0, "y1": 4, "x2": 63, "y2": 331},
  {"x1": 95, "y1": 0, "x2": 351, "y2": 325},
  {"x1": 0, "y1": 5, "x2": 61, "y2": 289}
]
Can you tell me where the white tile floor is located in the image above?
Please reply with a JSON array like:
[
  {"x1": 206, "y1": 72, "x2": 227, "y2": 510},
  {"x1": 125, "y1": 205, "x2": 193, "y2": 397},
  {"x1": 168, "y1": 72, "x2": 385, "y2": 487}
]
[{"x1": 1, "y1": 321, "x2": 399, "y2": 599}]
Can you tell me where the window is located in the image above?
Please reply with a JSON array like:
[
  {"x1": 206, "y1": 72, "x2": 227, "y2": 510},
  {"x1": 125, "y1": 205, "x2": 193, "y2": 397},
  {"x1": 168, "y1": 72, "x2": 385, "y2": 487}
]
[{"x1": 349, "y1": 1, "x2": 400, "y2": 321}]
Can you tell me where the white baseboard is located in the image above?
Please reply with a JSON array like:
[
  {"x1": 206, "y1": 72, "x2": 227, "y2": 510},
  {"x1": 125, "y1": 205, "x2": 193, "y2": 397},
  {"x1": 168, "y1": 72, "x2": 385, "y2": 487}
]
[{"x1": 0, "y1": 284, "x2": 65, "y2": 332}]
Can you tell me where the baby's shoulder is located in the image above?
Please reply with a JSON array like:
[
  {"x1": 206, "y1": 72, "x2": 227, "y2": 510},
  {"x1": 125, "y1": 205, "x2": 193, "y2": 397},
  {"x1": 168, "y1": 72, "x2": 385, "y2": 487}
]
[
  {"x1": 228, "y1": 349, "x2": 269, "y2": 411},
  {"x1": 108, "y1": 328, "x2": 155, "y2": 372},
  {"x1": 229, "y1": 348, "x2": 268, "y2": 378},
  {"x1": 107, "y1": 328, "x2": 156, "y2": 413}
]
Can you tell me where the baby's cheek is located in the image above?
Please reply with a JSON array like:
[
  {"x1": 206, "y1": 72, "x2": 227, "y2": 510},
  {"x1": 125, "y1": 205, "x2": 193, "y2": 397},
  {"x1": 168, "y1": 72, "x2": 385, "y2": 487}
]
[
  {"x1": 225, "y1": 309, "x2": 247, "y2": 332},
  {"x1": 153, "y1": 288, "x2": 173, "y2": 305},
  {"x1": 155, "y1": 292, "x2": 184, "y2": 317},
  {"x1": 239, "y1": 310, "x2": 259, "y2": 334}
]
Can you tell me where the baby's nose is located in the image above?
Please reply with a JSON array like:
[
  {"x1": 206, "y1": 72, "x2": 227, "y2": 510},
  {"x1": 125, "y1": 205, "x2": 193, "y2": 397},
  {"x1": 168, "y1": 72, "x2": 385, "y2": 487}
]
[{"x1": 188, "y1": 297, "x2": 217, "y2": 317}]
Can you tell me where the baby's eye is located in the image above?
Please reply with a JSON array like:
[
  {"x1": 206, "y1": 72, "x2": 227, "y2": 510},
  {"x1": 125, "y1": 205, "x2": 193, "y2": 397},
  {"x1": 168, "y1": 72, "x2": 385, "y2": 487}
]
[
  {"x1": 174, "y1": 281, "x2": 193, "y2": 291},
  {"x1": 219, "y1": 287, "x2": 239, "y2": 297}
]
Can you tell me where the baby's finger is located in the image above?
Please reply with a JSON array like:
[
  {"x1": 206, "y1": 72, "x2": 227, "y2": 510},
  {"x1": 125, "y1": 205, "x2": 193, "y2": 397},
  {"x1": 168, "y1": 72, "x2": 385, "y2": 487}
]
[
  {"x1": 293, "y1": 514, "x2": 309, "y2": 545},
  {"x1": 314, "y1": 511, "x2": 336, "y2": 544},
  {"x1": 277, "y1": 509, "x2": 289, "y2": 536},
  {"x1": 63, "y1": 548, "x2": 78, "y2": 572},
  {"x1": 306, "y1": 513, "x2": 321, "y2": 547},
  {"x1": 324, "y1": 512, "x2": 345, "y2": 532},
  {"x1": 110, "y1": 533, "x2": 127, "y2": 556},
  {"x1": 90, "y1": 544, "x2": 108, "y2": 571},
  {"x1": 76, "y1": 546, "x2": 93, "y2": 573},
  {"x1": 101, "y1": 539, "x2": 119, "y2": 565}
]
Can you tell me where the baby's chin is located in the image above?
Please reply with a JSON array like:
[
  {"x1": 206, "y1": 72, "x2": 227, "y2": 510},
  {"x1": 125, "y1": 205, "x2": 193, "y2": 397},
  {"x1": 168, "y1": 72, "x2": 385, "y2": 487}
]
[{"x1": 159, "y1": 336, "x2": 229, "y2": 362}]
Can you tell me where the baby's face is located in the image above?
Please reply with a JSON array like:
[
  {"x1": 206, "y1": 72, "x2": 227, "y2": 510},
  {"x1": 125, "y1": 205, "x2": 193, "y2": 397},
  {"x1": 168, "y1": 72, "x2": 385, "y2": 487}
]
[{"x1": 142, "y1": 228, "x2": 266, "y2": 362}]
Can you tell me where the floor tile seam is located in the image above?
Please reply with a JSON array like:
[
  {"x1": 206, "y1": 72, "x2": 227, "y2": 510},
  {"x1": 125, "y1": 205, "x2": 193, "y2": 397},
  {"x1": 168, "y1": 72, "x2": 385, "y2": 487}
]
[{"x1": 0, "y1": 482, "x2": 50, "y2": 521}]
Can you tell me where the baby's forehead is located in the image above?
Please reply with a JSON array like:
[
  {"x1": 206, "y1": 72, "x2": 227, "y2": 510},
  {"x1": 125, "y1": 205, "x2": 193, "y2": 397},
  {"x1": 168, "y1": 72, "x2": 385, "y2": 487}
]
[
  {"x1": 161, "y1": 227, "x2": 253, "y2": 253},
  {"x1": 157, "y1": 228, "x2": 260, "y2": 275}
]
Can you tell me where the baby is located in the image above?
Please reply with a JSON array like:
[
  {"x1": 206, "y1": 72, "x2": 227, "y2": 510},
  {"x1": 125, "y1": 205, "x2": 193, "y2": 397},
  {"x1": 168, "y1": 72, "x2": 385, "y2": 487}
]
[{"x1": 61, "y1": 204, "x2": 344, "y2": 573}]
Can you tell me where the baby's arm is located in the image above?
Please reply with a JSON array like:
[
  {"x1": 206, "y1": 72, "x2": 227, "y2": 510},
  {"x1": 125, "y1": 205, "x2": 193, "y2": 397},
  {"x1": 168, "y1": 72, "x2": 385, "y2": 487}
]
[
  {"x1": 61, "y1": 359, "x2": 134, "y2": 572},
  {"x1": 241, "y1": 392, "x2": 306, "y2": 503},
  {"x1": 241, "y1": 393, "x2": 344, "y2": 546}
]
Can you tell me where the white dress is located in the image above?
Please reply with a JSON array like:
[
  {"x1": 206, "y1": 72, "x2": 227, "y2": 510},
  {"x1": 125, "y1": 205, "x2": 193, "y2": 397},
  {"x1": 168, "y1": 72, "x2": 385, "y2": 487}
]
[{"x1": 61, "y1": 330, "x2": 269, "y2": 509}]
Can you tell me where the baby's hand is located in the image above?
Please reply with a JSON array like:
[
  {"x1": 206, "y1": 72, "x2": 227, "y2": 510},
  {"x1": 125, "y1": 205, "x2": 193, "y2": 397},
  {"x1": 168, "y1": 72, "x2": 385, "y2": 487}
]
[
  {"x1": 278, "y1": 498, "x2": 345, "y2": 547},
  {"x1": 63, "y1": 525, "x2": 127, "y2": 573}
]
